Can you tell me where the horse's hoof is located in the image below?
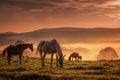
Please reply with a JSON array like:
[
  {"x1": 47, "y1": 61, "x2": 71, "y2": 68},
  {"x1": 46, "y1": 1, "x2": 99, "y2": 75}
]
[
  {"x1": 41, "y1": 65, "x2": 45, "y2": 67},
  {"x1": 60, "y1": 65, "x2": 63, "y2": 68}
]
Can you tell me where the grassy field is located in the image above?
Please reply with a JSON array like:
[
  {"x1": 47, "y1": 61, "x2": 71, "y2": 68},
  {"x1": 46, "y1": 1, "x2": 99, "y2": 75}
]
[{"x1": 0, "y1": 56, "x2": 120, "y2": 80}]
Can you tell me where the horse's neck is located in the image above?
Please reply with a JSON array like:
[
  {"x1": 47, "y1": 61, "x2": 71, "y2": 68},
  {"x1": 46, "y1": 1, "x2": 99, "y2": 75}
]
[
  {"x1": 20, "y1": 44, "x2": 29, "y2": 51},
  {"x1": 53, "y1": 41, "x2": 63, "y2": 57},
  {"x1": 55, "y1": 45, "x2": 63, "y2": 57},
  {"x1": 57, "y1": 49, "x2": 62, "y2": 55},
  {"x1": 24, "y1": 45, "x2": 29, "y2": 50}
]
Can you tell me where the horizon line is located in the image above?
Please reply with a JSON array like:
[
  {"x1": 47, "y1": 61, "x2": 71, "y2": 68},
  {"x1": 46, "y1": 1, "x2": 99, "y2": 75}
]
[{"x1": 1, "y1": 27, "x2": 120, "y2": 34}]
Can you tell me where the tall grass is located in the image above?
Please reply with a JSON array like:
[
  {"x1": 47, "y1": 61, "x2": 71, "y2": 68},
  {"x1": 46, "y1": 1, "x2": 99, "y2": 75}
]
[{"x1": 0, "y1": 57, "x2": 120, "y2": 80}]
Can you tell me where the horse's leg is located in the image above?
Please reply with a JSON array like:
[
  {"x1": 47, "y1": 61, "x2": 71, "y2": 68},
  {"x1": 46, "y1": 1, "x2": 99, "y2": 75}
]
[
  {"x1": 51, "y1": 53, "x2": 54, "y2": 68},
  {"x1": 19, "y1": 53, "x2": 22, "y2": 65},
  {"x1": 70, "y1": 57, "x2": 71, "y2": 61},
  {"x1": 80, "y1": 57, "x2": 82, "y2": 61},
  {"x1": 56, "y1": 54, "x2": 58, "y2": 67},
  {"x1": 7, "y1": 54, "x2": 12, "y2": 65},
  {"x1": 76, "y1": 57, "x2": 79, "y2": 61},
  {"x1": 77, "y1": 57, "x2": 79, "y2": 61},
  {"x1": 42, "y1": 52, "x2": 46, "y2": 67},
  {"x1": 7, "y1": 55, "x2": 10, "y2": 65},
  {"x1": 76, "y1": 57, "x2": 78, "y2": 61},
  {"x1": 40, "y1": 51, "x2": 43, "y2": 67},
  {"x1": 75, "y1": 57, "x2": 76, "y2": 61}
]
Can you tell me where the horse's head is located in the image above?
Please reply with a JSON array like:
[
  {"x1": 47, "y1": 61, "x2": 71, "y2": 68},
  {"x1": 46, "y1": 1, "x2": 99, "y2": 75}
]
[
  {"x1": 58, "y1": 55, "x2": 64, "y2": 68},
  {"x1": 29, "y1": 43, "x2": 34, "y2": 52},
  {"x1": 79, "y1": 56, "x2": 82, "y2": 60},
  {"x1": 58, "y1": 54, "x2": 66, "y2": 68}
]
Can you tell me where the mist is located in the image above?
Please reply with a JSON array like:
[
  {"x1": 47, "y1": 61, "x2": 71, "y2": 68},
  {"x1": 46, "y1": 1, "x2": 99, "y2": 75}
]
[{"x1": 0, "y1": 28, "x2": 120, "y2": 60}]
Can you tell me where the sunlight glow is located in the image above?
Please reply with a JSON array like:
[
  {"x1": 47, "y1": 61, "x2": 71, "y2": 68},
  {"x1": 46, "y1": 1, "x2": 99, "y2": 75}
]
[{"x1": 61, "y1": 42, "x2": 120, "y2": 60}]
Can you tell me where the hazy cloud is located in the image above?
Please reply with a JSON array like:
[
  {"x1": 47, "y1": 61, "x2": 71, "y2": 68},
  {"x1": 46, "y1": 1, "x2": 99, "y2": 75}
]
[
  {"x1": 0, "y1": 0, "x2": 120, "y2": 33},
  {"x1": 0, "y1": 0, "x2": 119, "y2": 15}
]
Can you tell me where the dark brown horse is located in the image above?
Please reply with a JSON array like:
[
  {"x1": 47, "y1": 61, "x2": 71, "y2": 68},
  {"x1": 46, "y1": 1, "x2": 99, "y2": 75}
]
[
  {"x1": 2, "y1": 43, "x2": 33, "y2": 65},
  {"x1": 68, "y1": 52, "x2": 82, "y2": 61}
]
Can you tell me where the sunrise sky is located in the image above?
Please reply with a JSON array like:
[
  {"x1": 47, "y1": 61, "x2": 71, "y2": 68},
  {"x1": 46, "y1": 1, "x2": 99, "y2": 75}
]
[{"x1": 0, "y1": 0, "x2": 120, "y2": 33}]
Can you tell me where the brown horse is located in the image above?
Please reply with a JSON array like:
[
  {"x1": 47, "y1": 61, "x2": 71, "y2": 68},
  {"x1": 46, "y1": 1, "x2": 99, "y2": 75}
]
[
  {"x1": 2, "y1": 43, "x2": 33, "y2": 65},
  {"x1": 36, "y1": 39, "x2": 65, "y2": 68},
  {"x1": 78, "y1": 56, "x2": 82, "y2": 61},
  {"x1": 68, "y1": 52, "x2": 82, "y2": 61}
]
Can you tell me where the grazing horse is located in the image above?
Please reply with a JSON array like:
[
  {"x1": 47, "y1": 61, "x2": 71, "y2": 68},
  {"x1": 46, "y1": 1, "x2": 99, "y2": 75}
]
[
  {"x1": 68, "y1": 52, "x2": 82, "y2": 61},
  {"x1": 36, "y1": 39, "x2": 64, "y2": 68},
  {"x1": 2, "y1": 43, "x2": 33, "y2": 65}
]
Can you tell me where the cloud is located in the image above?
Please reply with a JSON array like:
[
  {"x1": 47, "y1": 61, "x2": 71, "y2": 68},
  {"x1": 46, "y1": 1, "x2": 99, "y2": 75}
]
[
  {"x1": 0, "y1": 0, "x2": 120, "y2": 33},
  {"x1": 105, "y1": 0, "x2": 120, "y2": 6},
  {"x1": 105, "y1": 13, "x2": 120, "y2": 20},
  {"x1": 0, "y1": 0, "x2": 119, "y2": 15}
]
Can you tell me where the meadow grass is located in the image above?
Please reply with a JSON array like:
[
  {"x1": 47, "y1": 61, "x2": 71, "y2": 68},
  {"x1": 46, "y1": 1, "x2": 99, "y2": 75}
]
[{"x1": 0, "y1": 56, "x2": 120, "y2": 80}]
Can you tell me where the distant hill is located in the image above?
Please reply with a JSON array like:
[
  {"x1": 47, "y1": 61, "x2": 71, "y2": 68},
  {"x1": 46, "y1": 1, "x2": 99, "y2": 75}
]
[{"x1": 1, "y1": 27, "x2": 120, "y2": 46}]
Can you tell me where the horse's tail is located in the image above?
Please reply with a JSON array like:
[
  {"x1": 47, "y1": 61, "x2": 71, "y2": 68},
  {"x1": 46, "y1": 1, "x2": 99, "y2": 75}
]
[
  {"x1": 36, "y1": 44, "x2": 39, "y2": 55},
  {"x1": 2, "y1": 48, "x2": 7, "y2": 56},
  {"x1": 36, "y1": 41, "x2": 44, "y2": 55}
]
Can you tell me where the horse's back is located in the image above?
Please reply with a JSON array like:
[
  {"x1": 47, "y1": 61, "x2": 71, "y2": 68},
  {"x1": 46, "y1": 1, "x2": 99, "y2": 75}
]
[
  {"x1": 70, "y1": 52, "x2": 79, "y2": 57},
  {"x1": 38, "y1": 40, "x2": 57, "y2": 53},
  {"x1": 7, "y1": 45, "x2": 24, "y2": 55}
]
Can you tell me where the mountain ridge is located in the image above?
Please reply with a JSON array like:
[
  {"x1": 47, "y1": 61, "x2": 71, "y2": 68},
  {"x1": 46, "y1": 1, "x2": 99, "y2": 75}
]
[{"x1": 0, "y1": 27, "x2": 120, "y2": 46}]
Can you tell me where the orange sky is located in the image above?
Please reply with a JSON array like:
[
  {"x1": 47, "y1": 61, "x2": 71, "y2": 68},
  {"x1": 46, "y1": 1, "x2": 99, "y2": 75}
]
[{"x1": 0, "y1": 0, "x2": 120, "y2": 33}]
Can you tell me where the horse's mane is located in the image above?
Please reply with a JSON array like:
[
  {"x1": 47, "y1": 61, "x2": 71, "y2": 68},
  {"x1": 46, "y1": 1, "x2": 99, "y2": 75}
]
[{"x1": 52, "y1": 39, "x2": 63, "y2": 56}]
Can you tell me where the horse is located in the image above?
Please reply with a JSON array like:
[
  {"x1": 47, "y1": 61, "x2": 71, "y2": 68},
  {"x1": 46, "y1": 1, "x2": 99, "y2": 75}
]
[
  {"x1": 2, "y1": 43, "x2": 33, "y2": 65},
  {"x1": 78, "y1": 56, "x2": 82, "y2": 61},
  {"x1": 36, "y1": 39, "x2": 64, "y2": 68},
  {"x1": 68, "y1": 52, "x2": 82, "y2": 61},
  {"x1": 15, "y1": 40, "x2": 24, "y2": 45}
]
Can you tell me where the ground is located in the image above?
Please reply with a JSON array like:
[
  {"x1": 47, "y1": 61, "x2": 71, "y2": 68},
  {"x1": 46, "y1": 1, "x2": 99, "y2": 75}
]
[{"x1": 0, "y1": 56, "x2": 120, "y2": 80}]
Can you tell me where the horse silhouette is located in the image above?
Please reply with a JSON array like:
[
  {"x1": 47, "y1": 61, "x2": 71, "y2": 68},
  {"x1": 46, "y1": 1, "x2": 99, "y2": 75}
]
[
  {"x1": 68, "y1": 52, "x2": 82, "y2": 61},
  {"x1": 78, "y1": 56, "x2": 82, "y2": 61},
  {"x1": 2, "y1": 43, "x2": 33, "y2": 65},
  {"x1": 36, "y1": 39, "x2": 64, "y2": 68}
]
